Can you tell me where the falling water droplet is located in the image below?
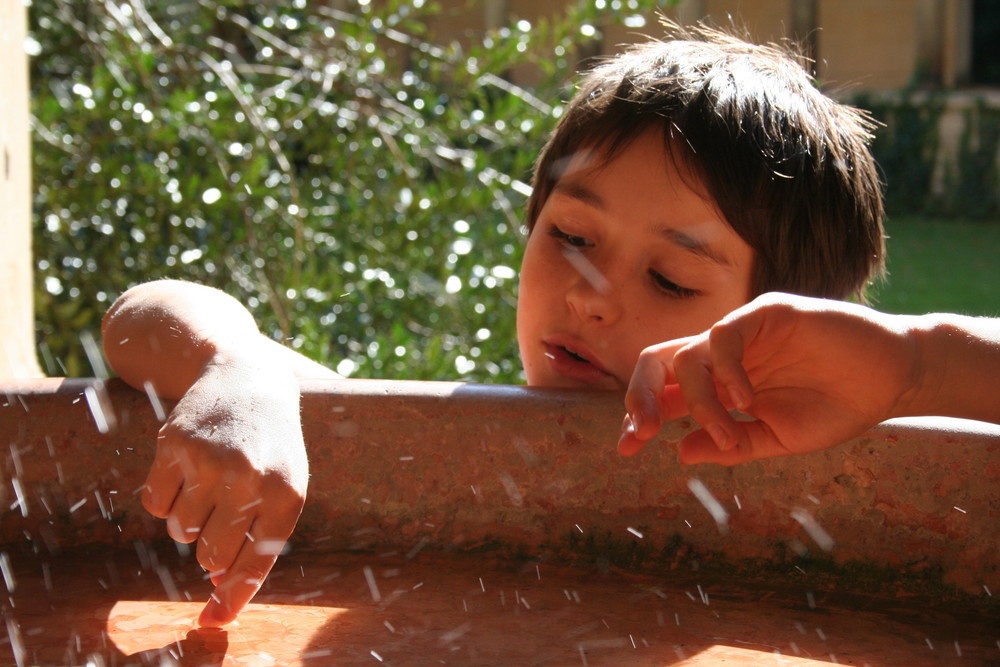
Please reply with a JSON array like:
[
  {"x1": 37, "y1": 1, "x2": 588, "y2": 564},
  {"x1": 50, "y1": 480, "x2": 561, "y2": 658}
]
[
  {"x1": 10, "y1": 477, "x2": 27, "y2": 518},
  {"x1": 141, "y1": 381, "x2": 167, "y2": 422},
  {"x1": 79, "y1": 331, "x2": 108, "y2": 379},
  {"x1": 790, "y1": 508, "x2": 835, "y2": 552},
  {"x1": 83, "y1": 382, "x2": 117, "y2": 434},
  {"x1": 5, "y1": 615, "x2": 25, "y2": 667},
  {"x1": 561, "y1": 246, "x2": 611, "y2": 294},
  {"x1": 687, "y1": 478, "x2": 729, "y2": 534},
  {"x1": 156, "y1": 566, "x2": 180, "y2": 601},
  {"x1": 1, "y1": 552, "x2": 16, "y2": 592},
  {"x1": 497, "y1": 472, "x2": 524, "y2": 507},
  {"x1": 363, "y1": 565, "x2": 382, "y2": 602}
]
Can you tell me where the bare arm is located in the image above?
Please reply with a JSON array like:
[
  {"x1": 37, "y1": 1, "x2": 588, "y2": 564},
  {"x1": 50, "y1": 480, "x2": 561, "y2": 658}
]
[
  {"x1": 102, "y1": 279, "x2": 338, "y2": 399},
  {"x1": 618, "y1": 293, "x2": 1000, "y2": 465},
  {"x1": 101, "y1": 279, "x2": 335, "y2": 626},
  {"x1": 901, "y1": 312, "x2": 1000, "y2": 424}
]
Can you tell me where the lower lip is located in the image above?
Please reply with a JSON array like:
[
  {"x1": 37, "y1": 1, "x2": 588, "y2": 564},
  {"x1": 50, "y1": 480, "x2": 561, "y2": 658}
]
[{"x1": 543, "y1": 344, "x2": 613, "y2": 385}]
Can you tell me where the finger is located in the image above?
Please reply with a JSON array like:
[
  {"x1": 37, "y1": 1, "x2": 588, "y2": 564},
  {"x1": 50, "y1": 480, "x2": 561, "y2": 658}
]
[
  {"x1": 621, "y1": 338, "x2": 697, "y2": 444},
  {"x1": 142, "y1": 438, "x2": 185, "y2": 519},
  {"x1": 617, "y1": 422, "x2": 646, "y2": 457},
  {"x1": 619, "y1": 359, "x2": 668, "y2": 457},
  {"x1": 196, "y1": 503, "x2": 255, "y2": 575},
  {"x1": 677, "y1": 428, "x2": 754, "y2": 466},
  {"x1": 618, "y1": 383, "x2": 686, "y2": 456},
  {"x1": 624, "y1": 355, "x2": 667, "y2": 437},
  {"x1": 707, "y1": 320, "x2": 754, "y2": 411},
  {"x1": 197, "y1": 520, "x2": 288, "y2": 627},
  {"x1": 628, "y1": 339, "x2": 702, "y2": 419},
  {"x1": 680, "y1": 417, "x2": 800, "y2": 465},
  {"x1": 673, "y1": 339, "x2": 745, "y2": 449},
  {"x1": 165, "y1": 484, "x2": 215, "y2": 544}
]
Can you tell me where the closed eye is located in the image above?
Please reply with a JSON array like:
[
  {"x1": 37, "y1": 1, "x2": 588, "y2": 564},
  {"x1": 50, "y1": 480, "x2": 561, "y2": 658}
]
[
  {"x1": 650, "y1": 270, "x2": 699, "y2": 298},
  {"x1": 548, "y1": 225, "x2": 592, "y2": 248}
]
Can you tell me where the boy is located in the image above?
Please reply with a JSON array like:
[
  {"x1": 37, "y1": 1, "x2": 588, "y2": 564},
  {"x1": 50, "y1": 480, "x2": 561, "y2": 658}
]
[{"x1": 102, "y1": 24, "x2": 885, "y2": 626}]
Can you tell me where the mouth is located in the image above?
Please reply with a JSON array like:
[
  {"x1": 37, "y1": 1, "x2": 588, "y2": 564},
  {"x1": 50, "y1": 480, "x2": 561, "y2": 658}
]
[
  {"x1": 541, "y1": 338, "x2": 618, "y2": 386},
  {"x1": 561, "y1": 346, "x2": 589, "y2": 363}
]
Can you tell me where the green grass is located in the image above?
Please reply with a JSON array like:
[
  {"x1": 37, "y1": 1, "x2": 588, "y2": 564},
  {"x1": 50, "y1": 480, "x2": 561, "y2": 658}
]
[{"x1": 869, "y1": 217, "x2": 1000, "y2": 316}]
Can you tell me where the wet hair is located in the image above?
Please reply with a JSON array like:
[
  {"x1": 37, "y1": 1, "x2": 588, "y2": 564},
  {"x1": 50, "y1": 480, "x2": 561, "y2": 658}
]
[{"x1": 526, "y1": 22, "x2": 885, "y2": 301}]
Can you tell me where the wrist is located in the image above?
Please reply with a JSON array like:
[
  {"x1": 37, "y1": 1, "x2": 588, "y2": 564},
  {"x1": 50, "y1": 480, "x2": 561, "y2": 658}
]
[
  {"x1": 892, "y1": 313, "x2": 999, "y2": 423},
  {"x1": 207, "y1": 335, "x2": 300, "y2": 393},
  {"x1": 890, "y1": 314, "x2": 943, "y2": 419}
]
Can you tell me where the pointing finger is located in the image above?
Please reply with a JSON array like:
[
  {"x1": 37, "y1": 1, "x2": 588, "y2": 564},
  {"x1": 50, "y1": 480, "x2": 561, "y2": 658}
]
[{"x1": 197, "y1": 522, "x2": 281, "y2": 627}]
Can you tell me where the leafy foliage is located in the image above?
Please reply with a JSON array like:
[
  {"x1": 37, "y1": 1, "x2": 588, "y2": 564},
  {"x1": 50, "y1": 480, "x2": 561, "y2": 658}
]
[
  {"x1": 858, "y1": 93, "x2": 944, "y2": 217},
  {"x1": 30, "y1": 0, "x2": 665, "y2": 380},
  {"x1": 858, "y1": 92, "x2": 1000, "y2": 220}
]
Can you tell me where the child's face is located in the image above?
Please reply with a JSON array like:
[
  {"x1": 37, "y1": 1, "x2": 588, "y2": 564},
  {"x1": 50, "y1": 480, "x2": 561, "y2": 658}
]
[{"x1": 517, "y1": 130, "x2": 754, "y2": 389}]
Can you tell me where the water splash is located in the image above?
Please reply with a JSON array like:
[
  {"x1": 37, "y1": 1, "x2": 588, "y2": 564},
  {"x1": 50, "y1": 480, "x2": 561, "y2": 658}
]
[
  {"x1": 156, "y1": 565, "x2": 180, "y2": 601},
  {"x1": 790, "y1": 508, "x2": 835, "y2": 552},
  {"x1": 79, "y1": 331, "x2": 108, "y2": 379},
  {"x1": 9, "y1": 477, "x2": 27, "y2": 518},
  {"x1": 254, "y1": 540, "x2": 288, "y2": 557},
  {"x1": 561, "y1": 246, "x2": 611, "y2": 294},
  {"x1": 497, "y1": 472, "x2": 524, "y2": 507},
  {"x1": 0, "y1": 553, "x2": 15, "y2": 593},
  {"x1": 4, "y1": 613, "x2": 25, "y2": 667},
  {"x1": 363, "y1": 565, "x2": 381, "y2": 602},
  {"x1": 687, "y1": 478, "x2": 729, "y2": 534},
  {"x1": 140, "y1": 381, "x2": 168, "y2": 422},
  {"x1": 84, "y1": 382, "x2": 117, "y2": 434}
]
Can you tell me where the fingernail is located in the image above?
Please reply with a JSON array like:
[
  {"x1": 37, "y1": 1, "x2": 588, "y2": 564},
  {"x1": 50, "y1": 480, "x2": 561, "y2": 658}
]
[
  {"x1": 707, "y1": 423, "x2": 730, "y2": 450},
  {"x1": 728, "y1": 384, "x2": 750, "y2": 411}
]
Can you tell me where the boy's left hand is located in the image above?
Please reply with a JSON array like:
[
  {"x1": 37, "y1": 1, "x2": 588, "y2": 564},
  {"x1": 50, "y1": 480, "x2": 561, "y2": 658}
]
[{"x1": 617, "y1": 293, "x2": 918, "y2": 465}]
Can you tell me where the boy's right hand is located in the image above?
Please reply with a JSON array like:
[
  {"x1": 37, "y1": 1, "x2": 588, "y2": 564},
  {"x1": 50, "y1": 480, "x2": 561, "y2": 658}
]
[{"x1": 141, "y1": 350, "x2": 308, "y2": 627}]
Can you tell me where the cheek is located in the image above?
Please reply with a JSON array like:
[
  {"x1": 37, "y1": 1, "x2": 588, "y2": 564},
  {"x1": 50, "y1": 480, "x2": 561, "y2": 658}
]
[
  {"x1": 516, "y1": 240, "x2": 545, "y2": 335},
  {"x1": 516, "y1": 248, "x2": 537, "y2": 312},
  {"x1": 623, "y1": 302, "x2": 711, "y2": 353},
  {"x1": 518, "y1": 240, "x2": 559, "y2": 304}
]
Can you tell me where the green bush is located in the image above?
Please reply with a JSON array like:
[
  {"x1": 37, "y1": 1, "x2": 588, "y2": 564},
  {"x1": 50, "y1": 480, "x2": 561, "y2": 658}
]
[
  {"x1": 30, "y1": 0, "x2": 664, "y2": 380},
  {"x1": 948, "y1": 99, "x2": 1000, "y2": 218},
  {"x1": 858, "y1": 93, "x2": 944, "y2": 216},
  {"x1": 858, "y1": 92, "x2": 1000, "y2": 219}
]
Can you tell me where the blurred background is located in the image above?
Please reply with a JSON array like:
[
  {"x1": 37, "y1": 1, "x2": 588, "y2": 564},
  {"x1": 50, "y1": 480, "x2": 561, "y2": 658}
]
[{"x1": 4, "y1": 0, "x2": 999, "y2": 381}]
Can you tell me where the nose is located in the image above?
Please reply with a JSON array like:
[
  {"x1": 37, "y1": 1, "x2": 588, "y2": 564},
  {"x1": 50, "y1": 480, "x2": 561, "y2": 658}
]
[{"x1": 563, "y1": 247, "x2": 621, "y2": 325}]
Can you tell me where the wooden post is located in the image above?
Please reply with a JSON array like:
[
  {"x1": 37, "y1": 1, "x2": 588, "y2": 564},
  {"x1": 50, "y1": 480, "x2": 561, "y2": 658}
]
[{"x1": 0, "y1": 1, "x2": 41, "y2": 377}]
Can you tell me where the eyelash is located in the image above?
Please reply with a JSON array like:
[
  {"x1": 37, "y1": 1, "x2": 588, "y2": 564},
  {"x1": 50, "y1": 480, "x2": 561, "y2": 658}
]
[
  {"x1": 649, "y1": 270, "x2": 699, "y2": 299},
  {"x1": 548, "y1": 224, "x2": 591, "y2": 248},
  {"x1": 548, "y1": 225, "x2": 699, "y2": 299}
]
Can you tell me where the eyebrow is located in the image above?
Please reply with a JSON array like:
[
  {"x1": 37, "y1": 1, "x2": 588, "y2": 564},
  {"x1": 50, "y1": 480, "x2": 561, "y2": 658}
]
[
  {"x1": 551, "y1": 181, "x2": 733, "y2": 267},
  {"x1": 661, "y1": 228, "x2": 732, "y2": 267},
  {"x1": 552, "y1": 181, "x2": 603, "y2": 210}
]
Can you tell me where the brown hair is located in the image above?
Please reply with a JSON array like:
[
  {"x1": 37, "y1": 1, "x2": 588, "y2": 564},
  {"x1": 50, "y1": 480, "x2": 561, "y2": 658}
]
[{"x1": 527, "y1": 23, "x2": 885, "y2": 301}]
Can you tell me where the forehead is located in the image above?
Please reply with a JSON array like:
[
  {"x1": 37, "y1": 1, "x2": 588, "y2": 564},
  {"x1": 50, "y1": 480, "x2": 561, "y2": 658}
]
[
  {"x1": 546, "y1": 130, "x2": 751, "y2": 270},
  {"x1": 553, "y1": 131, "x2": 715, "y2": 218},
  {"x1": 555, "y1": 130, "x2": 710, "y2": 199}
]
